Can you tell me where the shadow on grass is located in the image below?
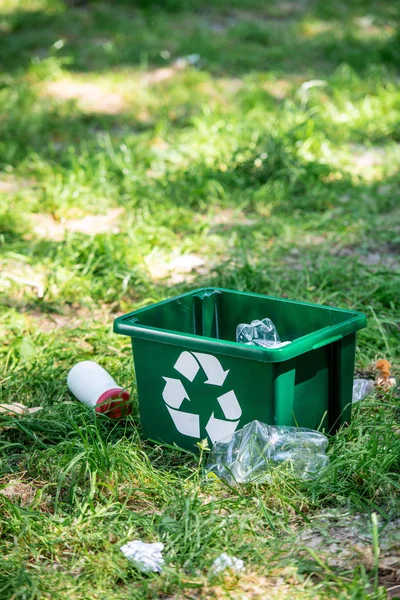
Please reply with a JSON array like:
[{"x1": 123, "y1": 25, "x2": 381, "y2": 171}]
[
  {"x1": 0, "y1": 0, "x2": 399, "y2": 76},
  {"x1": 0, "y1": 105, "x2": 160, "y2": 169}
]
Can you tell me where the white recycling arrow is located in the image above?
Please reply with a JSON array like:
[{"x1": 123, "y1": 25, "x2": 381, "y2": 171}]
[
  {"x1": 162, "y1": 377, "x2": 189, "y2": 409},
  {"x1": 174, "y1": 351, "x2": 200, "y2": 382},
  {"x1": 217, "y1": 390, "x2": 242, "y2": 420},
  {"x1": 192, "y1": 352, "x2": 229, "y2": 386},
  {"x1": 162, "y1": 350, "x2": 242, "y2": 444},
  {"x1": 166, "y1": 407, "x2": 200, "y2": 438},
  {"x1": 205, "y1": 413, "x2": 240, "y2": 444}
]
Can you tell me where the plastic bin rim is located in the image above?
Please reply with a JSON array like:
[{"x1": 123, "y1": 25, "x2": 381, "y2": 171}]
[{"x1": 113, "y1": 288, "x2": 367, "y2": 363}]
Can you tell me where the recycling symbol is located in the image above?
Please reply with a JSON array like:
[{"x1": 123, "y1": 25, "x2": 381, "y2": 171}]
[{"x1": 162, "y1": 351, "x2": 242, "y2": 444}]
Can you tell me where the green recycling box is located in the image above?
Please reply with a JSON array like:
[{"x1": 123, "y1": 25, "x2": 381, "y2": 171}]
[{"x1": 114, "y1": 288, "x2": 367, "y2": 450}]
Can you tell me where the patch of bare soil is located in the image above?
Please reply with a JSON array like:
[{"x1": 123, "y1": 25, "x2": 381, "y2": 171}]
[
  {"x1": 0, "y1": 481, "x2": 36, "y2": 506},
  {"x1": 195, "y1": 208, "x2": 256, "y2": 234},
  {"x1": 191, "y1": 569, "x2": 310, "y2": 600},
  {"x1": 300, "y1": 511, "x2": 400, "y2": 597},
  {"x1": 204, "y1": 1, "x2": 305, "y2": 33},
  {"x1": 28, "y1": 208, "x2": 124, "y2": 240},
  {"x1": 42, "y1": 79, "x2": 126, "y2": 115},
  {"x1": 335, "y1": 243, "x2": 400, "y2": 270},
  {"x1": 29, "y1": 304, "x2": 119, "y2": 334},
  {"x1": 0, "y1": 178, "x2": 34, "y2": 193},
  {"x1": 141, "y1": 55, "x2": 200, "y2": 86},
  {"x1": 144, "y1": 252, "x2": 207, "y2": 284},
  {"x1": 262, "y1": 79, "x2": 295, "y2": 100},
  {"x1": 349, "y1": 144, "x2": 386, "y2": 171}
]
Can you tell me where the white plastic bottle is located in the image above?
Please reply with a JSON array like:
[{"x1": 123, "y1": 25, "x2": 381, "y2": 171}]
[{"x1": 67, "y1": 361, "x2": 131, "y2": 418}]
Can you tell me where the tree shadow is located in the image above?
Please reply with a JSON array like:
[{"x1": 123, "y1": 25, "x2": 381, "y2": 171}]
[
  {"x1": 0, "y1": 1, "x2": 399, "y2": 77},
  {"x1": 0, "y1": 1, "x2": 399, "y2": 173},
  {"x1": 1, "y1": 1, "x2": 399, "y2": 316},
  {"x1": 0, "y1": 106, "x2": 162, "y2": 170}
]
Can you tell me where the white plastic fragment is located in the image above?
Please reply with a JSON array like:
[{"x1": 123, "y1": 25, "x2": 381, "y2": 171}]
[
  {"x1": 120, "y1": 540, "x2": 164, "y2": 573},
  {"x1": 210, "y1": 553, "x2": 244, "y2": 575},
  {"x1": 352, "y1": 378, "x2": 374, "y2": 403}
]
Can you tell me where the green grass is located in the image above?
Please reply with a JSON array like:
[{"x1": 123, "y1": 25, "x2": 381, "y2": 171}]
[{"x1": 1, "y1": 0, "x2": 399, "y2": 598}]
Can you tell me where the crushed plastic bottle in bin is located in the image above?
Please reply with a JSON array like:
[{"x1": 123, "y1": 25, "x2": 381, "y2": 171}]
[
  {"x1": 210, "y1": 553, "x2": 244, "y2": 575},
  {"x1": 120, "y1": 540, "x2": 164, "y2": 573},
  {"x1": 352, "y1": 378, "x2": 374, "y2": 403},
  {"x1": 236, "y1": 318, "x2": 291, "y2": 349},
  {"x1": 207, "y1": 420, "x2": 329, "y2": 485}
]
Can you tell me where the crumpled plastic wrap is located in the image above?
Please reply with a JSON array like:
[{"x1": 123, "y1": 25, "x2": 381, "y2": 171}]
[
  {"x1": 352, "y1": 378, "x2": 374, "y2": 403},
  {"x1": 206, "y1": 420, "x2": 329, "y2": 485},
  {"x1": 236, "y1": 318, "x2": 291, "y2": 349},
  {"x1": 210, "y1": 553, "x2": 244, "y2": 575},
  {"x1": 120, "y1": 540, "x2": 164, "y2": 573}
]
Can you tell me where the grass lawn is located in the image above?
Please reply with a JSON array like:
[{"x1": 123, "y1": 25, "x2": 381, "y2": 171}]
[{"x1": 1, "y1": 0, "x2": 399, "y2": 597}]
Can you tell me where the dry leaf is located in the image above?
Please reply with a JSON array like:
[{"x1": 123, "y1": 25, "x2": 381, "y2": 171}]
[
  {"x1": 0, "y1": 403, "x2": 43, "y2": 416},
  {"x1": 2, "y1": 272, "x2": 44, "y2": 299},
  {"x1": 375, "y1": 359, "x2": 397, "y2": 391}
]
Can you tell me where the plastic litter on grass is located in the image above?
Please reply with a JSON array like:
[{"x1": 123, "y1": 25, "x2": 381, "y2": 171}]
[
  {"x1": 120, "y1": 540, "x2": 164, "y2": 573},
  {"x1": 207, "y1": 420, "x2": 329, "y2": 485},
  {"x1": 210, "y1": 553, "x2": 244, "y2": 575},
  {"x1": 352, "y1": 378, "x2": 374, "y2": 403}
]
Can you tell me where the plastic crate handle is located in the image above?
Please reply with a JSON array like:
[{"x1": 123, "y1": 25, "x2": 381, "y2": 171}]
[{"x1": 312, "y1": 334, "x2": 343, "y2": 350}]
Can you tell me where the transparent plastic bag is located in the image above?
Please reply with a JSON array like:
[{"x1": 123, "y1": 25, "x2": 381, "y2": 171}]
[
  {"x1": 352, "y1": 378, "x2": 374, "y2": 403},
  {"x1": 206, "y1": 420, "x2": 329, "y2": 485},
  {"x1": 236, "y1": 318, "x2": 291, "y2": 348}
]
